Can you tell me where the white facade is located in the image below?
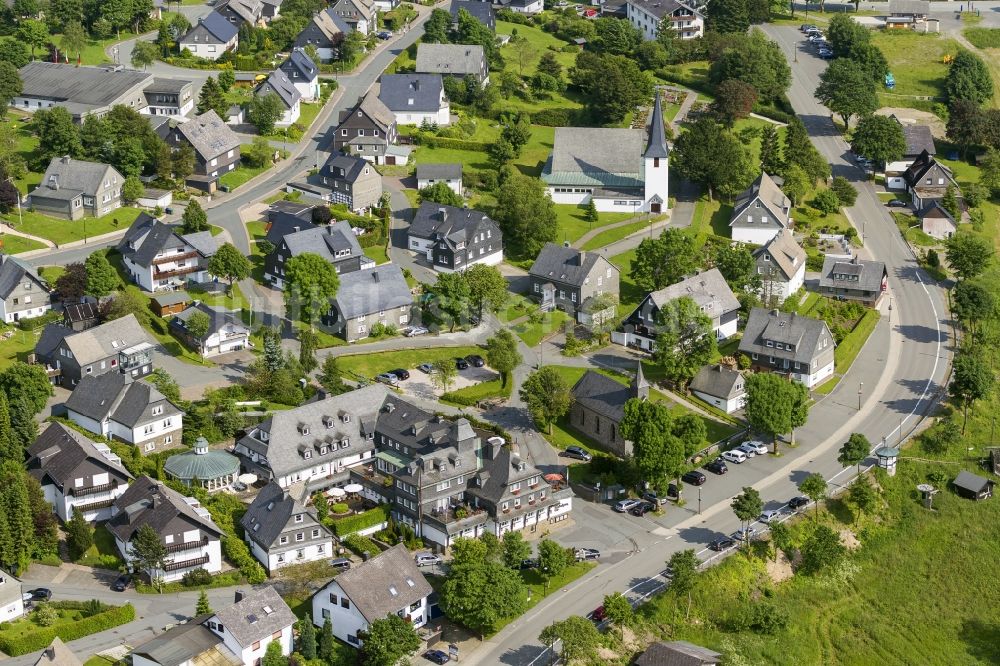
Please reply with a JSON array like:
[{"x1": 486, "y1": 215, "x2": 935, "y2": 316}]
[
  {"x1": 508, "y1": 0, "x2": 543, "y2": 14},
  {"x1": 419, "y1": 497, "x2": 573, "y2": 550},
  {"x1": 205, "y1": 615, "x2": 293, "y2": 666},
  {"x1": 180, "y1": 37, "x2": 238, "y2": 60},
  {"x1": 731, "y1": 226, "x2": 782, "y2": 246},
  {"x1": 199, "y1": 322, "x2": 251, "y2": 357},
  {"x1": 39, "y1": 471, "x2": 129, "y2": 522},
  {"x1": 416, "y1": 176, "x2": 461, "y2": 196},
  {"x1": 626, "y1": 0, "x2": 704, "y2": 41},
  {"x1": 122, "y1": 240, "x2": 212, "y2": 292},
  {"x1": 67, "y1": 408, "x2": 182, "y2": 451},
  {"x1": 800, "y1": 358, "x2": 834, "y2": 388},
  {"x1": 234, "y1": 434, "x2": 374, "y2": 489},
  {"x1": 0, "y1": 301, "x2": 51, "y2": 324},
  {"x1": 885, "y1": 160, "x2": 910, "y2": 190},
  {"x1": 145, "y1": 98, "x2": 195, "y2": 117},
  {"x1": 428, "y1": 248, "x2": 504, "y2": 273},
  {"x1": 311, "y1": 578, "x2": 429, "y2": 647},
  {"x1": 275, "y1": 99, "x2": 302, "y2": 128},
  {"x1": 0, "y1": 573, "x2": 24, "y2": 623},
  {"x1": 246, "y1": 532, "x2": 333, "y2": 572},
  {"x1": 292, "y1": 80, "x2": 321, "y2": 102},
  {"x1": 115, "y1": 529, "x2": 222, "y2": 583},
  {"x1": 760, "y1": 262, "x2": 805, "y2": 303},
  {"x1": 692, "y1": 389, "x2": 745, "y2": 414},
  {"x1": 391, "y1": 103, "x2": 450, "y2": 127}
]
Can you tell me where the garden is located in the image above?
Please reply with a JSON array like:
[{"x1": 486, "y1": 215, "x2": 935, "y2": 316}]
[{"x1": 0, "y1": 601, "x2": 135, "y2": 656}]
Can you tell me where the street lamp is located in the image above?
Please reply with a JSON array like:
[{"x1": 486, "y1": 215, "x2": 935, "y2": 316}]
[
  {"x1": 698, "y1": 486, "x2": 702, "y2": 515},
  {"x1": 858, "y1": 382, "x2": 863, "y2": 410}
]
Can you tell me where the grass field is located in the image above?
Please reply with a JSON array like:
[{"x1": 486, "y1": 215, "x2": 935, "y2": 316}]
[
  {"x1": 10, "y1": 208, "x2": 142, "y2": 246},
  {"x1": 363, "y1": 244, "x2": 389, "y2": 264},
  {"x1": 511, "y1": 308, "x2": 570, "y2": 347},
  {"x1": 75, "y1": 527, "x2": 124, "y2": 570},
  {"x1": 0, "y1": 326, "x2": 39, "y2": 371},
  {"x1": 872, "y1": 32, "x2": 963, "y2": 106},
  {"x1": 493, "y1": 21, "x2": 587, "y2": 117},
  {"x1": 336, "y1": 345, "x2": 484, "y2": 378},
  {"x1": 441, "y1": 378, "x2": 511, "y2": 407},
  {"x1": 0, "y1": 234, "x2": 46, "y2": 254},
  {"x1": 410, "y1": 124, "x2": 556, "y2": 179},
  {"x1": 552, "y1": 204, "x2": 634, "y2": 245},
  {"x1": 219, "y1": 150, "x2": 272, "y2": 191},
  {"x1": 580, "y1": 219, "x2": 652, "y2": 251},
  {"x1": 833, "y1": 308, "x2": 880, "y2": 373}
]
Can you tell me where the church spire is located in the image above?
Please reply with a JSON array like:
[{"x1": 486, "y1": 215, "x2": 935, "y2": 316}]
[
  {"x1": 631, "y1": 362, "x2": 650, "y2": 400},
  {"x1": 644, "y1": 90, "x2": 669, "y2": 160}
]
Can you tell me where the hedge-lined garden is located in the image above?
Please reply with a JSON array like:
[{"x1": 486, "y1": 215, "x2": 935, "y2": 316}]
[
  {"x1": 0, "y1": 602, "x2": 135, "y2": 656},
  {"x1": 329, "y1": 505, "x2": 391, "y2": 538}
]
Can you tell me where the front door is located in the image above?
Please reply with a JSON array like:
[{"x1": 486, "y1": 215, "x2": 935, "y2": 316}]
[{"x1": 651, "y1": 202, "x2": 661, "y2": 213}]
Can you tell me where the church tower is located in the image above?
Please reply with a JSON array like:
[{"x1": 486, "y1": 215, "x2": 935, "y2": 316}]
[{"x1": 643, "y1": 90, "x2": 670, "y2": 214}]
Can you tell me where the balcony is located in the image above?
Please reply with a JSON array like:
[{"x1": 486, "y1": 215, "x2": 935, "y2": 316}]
[
  {"x1": 163, "y1": 554, "x2": 210, "y2": 572},
  {"x1": 154, "y1": 265, "x2": 200, "y2": 280},
  {"x1": 153, "y1": 250, "x2": 199, "y2": 265},
  {"x1": 74, "y1": 497, "x2": 115, "y2": 513},
  {"x1": 165, "y1": 536, "x2": 208, "y2": 554},
  {"x1": 69, "y1": 480, "x2": 120, "y2": 497}
]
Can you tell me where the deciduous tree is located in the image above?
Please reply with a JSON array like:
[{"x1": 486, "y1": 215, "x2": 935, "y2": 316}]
[
  {"x1": 130, "y1": 40, "x2": 158, "y2": 70},
  {"x1": 653, "y1": 296, "x2": 718, "y2": 387},
  {"x1": 672, "y1": 117, "x2": 754, "y2": 199},
  {"x1": 950, "y1": 350, "x2": 994, "y2": 433},
  {"x1": 710, "y1": 31, "x2": 790, "y2": 101},
  {"x1": 181, "y1": 199, "x2": 208, "y2": 233},
  {"x1": 731, "y1": 486, "x2": 762, "y2": 546},
  {"x1": 501, "y1": 531, "x2": 531, "y2": 569},
  {"x1": 946, "y1": 232, "x2": 994, "y2": 281},
  {"x1": 838, "y1": 432, "x2": 870, "y2": 475},
  {"x1": 569, "y1": 50, "x2": 652, "y2": 124},
  {"x1": 131, "y1": 523, "x2": 167, "y2": 589},
  {"x1": 493, "y1": 169, "x2": 557, "y2": 258},
  {"x1": 667, "y1": 549, "x2": 699, "y2": 618},
  {"x1": 360, "y1": 614, "x2": 421, "y2": 666},
  {"x1": 465, "y1": 264, "x2": 509, "y2": 318},
  {"x1": 953, "y1": 280, "x2": 995, "y2": 339},
  {"x1": 283, "y1": 252, "x2": 340, "y2": 323},
  {"x1": 539, "y1": 616, "x2": 601, "y2": 663},
  {"x1": 83, "y1": 252, "x2": 119, "y2": 297},
  {"x1": 947, "y1": 49, "x2": 994, "y2": 105},
  {"x1": 431, "y1": 358, "x2": 458, "y2": 393},
  {"x1": 247, "y1": 92, "x2": 285, "y2": 135},
  {"x1": 485, "y1": 328, "x2": 521, "y2": 388},
  {"x1": 519, "y1": 367, "x2": 571, "y2": 434},
  {"x1": 620, "y1": 398, "x2": 684, "y2": 492},
  {"x1": 798, "y1": 473, "x2": 828, "y2": 520},
  {"x1": 743, "y1": 373, "x2": 810, "y2": 453},
  {"x1": 33, "y1": 106, "x2": 82, "y2": 164},
  {"x1": 815, "y1": 59, "x2": 877, "y2": 127},
  {"x1": 439, "y1": 558, "x2": 526, "y2": 637},
  {"x1": 433, "y1": 271, "x2": 471, "y2": 331},
  {"x1": 208, "y1": 242, "x2": 252, "y2": 293},
  {"x1": 850, "y1": 114, "x2": 906, "y2": 165},
  {"x1": 630, "y1": 227, "x2": 698, "y2": 292},
  {"x1": 711, "y1": 79, "x2": 757, "y2": 126},
  {"x1": 418, "y1": 181, "x2": 463, "y2": 207},
  {"x1": 53, "y1": 262, "x2": 87, "y2": 301},
  {"x1": 800, "y1": 524, "x2": 845, "y2": 574}
]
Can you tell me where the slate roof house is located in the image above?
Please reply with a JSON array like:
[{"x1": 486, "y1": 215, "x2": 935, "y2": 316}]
[
  {"x1": 311, "y1": 544, "x2": 433, "y2": 648},
  {"x1": 904, "y1": 150, "x2": 961, "y2": 209},
  {"x1": 952, "y1": 470, "x2": 994, "y2": 501},
  {"x1": 27, "y1": 422, "x2": 133, "y2": 522},
  {"x1": 0, "y1": 254, "x2": 52, "y2": 324},
  {"x1": 33, "y1": 637, "x2": 80, "y2": 666},
  {"x1": 451, "y1": 1, "x2": 496, "y2": 31},
  {"x1": 626, "y1": 0, "x2": 704, "y2": 40},
  {"x1": 407, "y1": 201, "x2": 503, "y2": 272},
  {"x1": 263, "y1": 199, "x2": 314, "y2": 243},
  {"x1": 14, "y1": 62, "x2": 151, "y2": 121},
  {"x1": 28, "y1": 156, "x2": 123, "y2": 220},
  {"x1": 241, "y1": 481, "x2": 334, "y2": 572},
  {"x1": 118, "y1": 214, "x2": 220, "y2": 291},
  {"x1": 334, "y1": 92, "x2": 406, "y2": 165},
  {"x1": 886, "y1": 0, "x2": 936, "y2": 31},
  {"x1": 164, "y1": 437, "x2": 240, "y2": 493},
  {"x1": 568, "y1": 365, "x2": 648, "y2": 457},
  {"x1": 107, "y1": 476, "x2": 224, "y2": 583},
  {"x1": 35, "y1": 314, "x2": 155, "y2": 386},
  {"x1": 307, "y1": 152, "x2": 383, "y2": 212},
  {"x1": 415, "y1": 43, "x2": 489, "y2": 85},
  {"x1": 752, "y1": 229, "x2": 806, "y2": 306},
  {"x1": 378, "y1": 73, "x2": 451, "y2": 126},
  {"x1": 885, "y1": 117, "x2": 937, "y2": 190},
  {"x1": 816, "y1": 256, "x2": 888, "y2": 307},
  {"x1": 233, "y1": 383, "x2": 391, "y2": 490},
  {"x1": 738, "y1": 308, "x2": 836, "y2": 388},
  {"x1": 279, "y1": 48, "x2": 321, "y2": 101},
  {"x1": 0, "y1": 569, "x2": 24, "y2": 625},
  {"x1": 261, "y1": 0, "x2": 283, "y2": 21},
  {"x1": 325, "y1": 264, "x2": 413, "y2": 342},
  {"x1": 264, "y1": 220, "x2": 366, "y2": 288},
  {"x1": 293, "y1": 8, "x2": 350, "y2": 61},
  {"x1": 216, "y1": 0, "x2": 264, "y2": 27},
  {"x1": 256, "y1": 70, "x2": 302, "y2": 127},
  {"x1": 179, "y1": 12, "x2": 240, "y2": 60},
  {"x1": 729, "y1": 171, "x2": 792, "y2": 245},
  {"x1": 163, "y1": 110, "x2": 242, "y2": 192},
  {"x1": 689, "y1": 364, "x2": 745, "y2": 414},
  {"x1": 169, "y1": 302, "x2": 251, "y2": 357},
  {"x1": 416, "y1": 163, "x2": 461, "y2": 195},
  {"x1": 332, "y1": 0, "x2": 376, "y2": 34},
  {"x1": 529, "y1": 242, "x2": 620, "y2": 325},
  {"x1": 65, "y1": 373, "x2": 184, "y2": 453},
  {"x1": 542, "y1": 93, "x2": 669, "y2": 213},
  {"x1": 142, "y1": 78, "x2": 195, "y2": 117},
  {"x1": 633, "y1": 640, "x2": 722, "y2": 666},
  {"x1": 613, "y1": 268, "x2": 740, "y2": 352},
  {"x1": 919, "y1": 201, "x2": 958, "y2": 240}
]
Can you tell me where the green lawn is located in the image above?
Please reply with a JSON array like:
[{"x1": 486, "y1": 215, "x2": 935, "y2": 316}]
[
  {"x1": 608, "y1": 248, "x2": 645, "y2": 313},
  {"x1": 409, "y1": 124, "x2": 555, "y2": 179},
  {"x1": 0, "y1": 326, "x2": 39, "y2": 371},
  {"x1": 219, "y1": 153, "x2": 272, "y2": 191},
  {"x1": 75, "y1": 528, "x2": 123, "y2": 570},
  {"x1": 262, "y1": 101, "x2": 325, "y2": 141},
  {"x1": 441, "y1": 378, "x2": 512, "y2": 407},
  {"x1": 1, "y1": 234, "x2": 46, "y2": 254},
  {"x1": 580, "y1": 219, "x2": 652, "y2": 251},
  {"x1": 336, "y1": 345, "x2": 484, "y2": 378},
  {"x1": 834, "y1": 308, "x2": 880, "y2": 373},
  {"x1": 872, "y1": 32, "x2": 964, "y2": 106},
  {"x1": 892, "y1": 212, "x2": 938, "y2": 247},
  {"x1": 38, "y1": 266, "x2": 65, "y2": 284},
  {"x1": 511, "y1": 309, "x2": 570, "y2": 347},
  {"x1": 8, "y1": 208, "x2": 142, "y2": 246},
  {"x1": 553, "y1": 205, "x2": 635, "y2": 245},
  {"x1": 363, "y1": 244, "x2": 389, "y2": 264},
  {"x1": 493, "y1": 21, "x2": 586, "y2": 117}
]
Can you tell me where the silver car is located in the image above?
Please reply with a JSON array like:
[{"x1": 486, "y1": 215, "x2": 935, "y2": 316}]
[
  {"x1": 415, "y1": 552, "x2": 442, "y2": 567},
  {"x1": 376, "y1": 373, "x2": 399, "y2": 386},
  {"x1": 742, "y1": 441, "x2": 769, "y2": 456}
]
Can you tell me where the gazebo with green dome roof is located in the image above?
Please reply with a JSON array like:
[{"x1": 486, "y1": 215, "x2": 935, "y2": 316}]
[{"x1": 164, "y1": 436, "x2": 241, "y2": 492}]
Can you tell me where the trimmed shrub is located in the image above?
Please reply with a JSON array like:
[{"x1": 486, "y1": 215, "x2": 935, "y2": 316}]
[
  {"x1": 531, "y1": 108, "x2": 575, "y2": 127},
  {"x1": 18, "y1": 310, "x2": 62, "y2": 331},
  {"x1": 342, "y1": 533, "x2": 385, "y2": 559},
  {"x1": 330, "y1": 505, "x2": 391, "y2": 537},
  {"x1": 0, "y1": 604, "x2": 136, "y2": 656}
]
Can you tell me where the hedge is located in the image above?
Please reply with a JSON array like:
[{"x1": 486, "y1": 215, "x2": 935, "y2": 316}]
[
  {"x1": 330, "y1": 505, "x2": 391, "y2": 537},
  {"x1": 412, "y1": 134, "x2": 491, "y2": 152},
  {"x1": 222, "y1": 534, "x2": 267, "y2": 584},
  {"x1": 0, "y1": 603, "x2": 135, "y2": 656},
  {"x1": 531, "y1": 108, "x2": 576, "y2": 127},
  {"x1": 342, "y1": 533, "x2": 386, "y2": 558},
  {"x1": 18, "y1": 310, "x2": 62, "y2": 331}
]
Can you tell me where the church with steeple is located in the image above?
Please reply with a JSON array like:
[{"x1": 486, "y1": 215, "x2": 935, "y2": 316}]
[
  {"x1": 541, "y1": 91, "x2": 670, "y2": 214},
  {"x1": 567, "y1": 362, "x2": 651, "y2": 457}
]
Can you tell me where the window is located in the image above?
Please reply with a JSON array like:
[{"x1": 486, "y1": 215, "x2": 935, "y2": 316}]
[
  {"x1": 152, "y1": 405, "x2": 163, "y2": 416},
  {"x1": 280, "y1": 535, "x2": 288, "y2": 544},
  {"x1": 252, "y1": 641, "x2": 261, "y2": 651},
  {"x1": 322, "y1": 608, "x2": 330, "y2": 618},
  {"x1": 312, "y1": 529, "x2": 320, "y2": 538},
  {"x1": 296, "y1": 533, "x2": 304, "y2": 541},
  {"x1": 341, "y1": 598, "x2": 350, "y2": 609},
  {"x1": 341, "y1": 129, "x2": 347, "y2": 136},
  {"x1": 329, "y1": 593, "x2": 338, "y2": 604},
  {"x1": 295, "y1": 514, "x2": 304, "y2": 523}
]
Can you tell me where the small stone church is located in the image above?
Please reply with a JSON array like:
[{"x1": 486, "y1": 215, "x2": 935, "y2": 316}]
[{"x1": 568, "y1": 364, "x2": 649, "y2": 457}]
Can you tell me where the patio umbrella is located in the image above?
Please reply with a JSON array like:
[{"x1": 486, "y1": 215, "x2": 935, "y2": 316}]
[
  {"x1": 238, "y1": 473, "x2": 258, "y2": 485},
  {"x1": 327, "y1": 487, "x2": 346, "y2": 498},
  {"x1": 544, "y1": 473, "x2": 564, "y2": 482},
  {"x1": 344, "y1": 483, "x2": 364, "y2": 494}
]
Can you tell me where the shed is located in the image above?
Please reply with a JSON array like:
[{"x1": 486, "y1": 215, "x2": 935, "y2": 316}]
[
  {"x1": 633, "y1": 640, "x2": 722, "y2": 665},
  {"x1": 136, "y1": 188, "x2": 173, "y2": 209},
  {"x1": 63, "y1": 301, "x2": 99, "y2": 332},
  {"x1": 952, "y1": 470, "x2": 994, "y2": 501},
  {"x1": 151, "y1": 290, "x2": 191, "y2": 317}
]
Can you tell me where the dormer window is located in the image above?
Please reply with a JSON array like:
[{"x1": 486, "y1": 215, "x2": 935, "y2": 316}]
[
  {"x1": 304, "y1": 450, "x2": 312, "y2": 459},
  {"x1": 323, "y1": 416, "x2": 335, "y2": 428},
  {"x1": 295, "y1": 514, "x2": 304, "y2": 523},
  {"x1": 299, "y1": 424, "x2": 310, "y2": 436},
  {"x1": 152, "y1": 405, "x2": 163, "y2": 416},
  {"x1": 320, "y1": 446, "x2": 328, "y2": 455}
]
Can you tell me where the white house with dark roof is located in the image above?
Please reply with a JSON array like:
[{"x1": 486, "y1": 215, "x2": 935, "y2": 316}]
[
  {"x1": 216, "y1": 0, "x2": 264, "y2": 27},
  {"x1": 752, "y1": 229, "x2": 806, "y2": 305},
  {"x1": 256, "y1": 70, "x2": 302, "y2": 127},
  {"x1": 65, "y1": 373, "x2": 184, "y2": 453},
  {"x1": 613, "y1": 268, "x2": 740, "y2": 351},
  {"x1": 378, "y1": 73, "x2": 450, "y2": 126},
  {"x1": 107, "y1": 476, "x2": 223, "y2": 582},
  {"x1": 169, "y1": 302, "x2": 251, "y2": 357},
  {"x1": 264, "y1": 220, "x2": 367, "y2": 288},
  {"x1": 885, "y1": 116, "x2": 937, "y2": 190},
  {"x1": 904, "y1": 150, "x2": 961, "y2": 210},
  {"x1": 179, "y1": 12, "x2": 240, "y2": 60},
  {"x1": 241, "y1": 481, "x2": 334, "y2": 572},
  {"x1": 0, "y1": 570, "x2": 24, "y2": 624},
  {"x1": 142, "y1": 78, "x2": 195, "y2": 117},
  {"x1": 325, "y1": 264, "x2": 413, "y2": 342},
  {"x1": 27, "y1": 422, "x2": 134, "y2": 521},
  {"x1": 233, "y1": 384, "x2": 390, "y2": 490},
  {"x1": 738, "y1": 308, "x2": 835, "y2": 388},
  {"x1": 816, "y1": 256, "x2": 888, "y2": 307},
  {"x1": 332, "y1": 0, "x2": 376, "y2": 34},
  {"x1": 34, "y1": 314, "x2": 155, "y2": 386},
  {"x1": 0, "y1": 254, "x2": 52, "y2": 323},
  {"x1": 542, "y1": 93, "x2": 668, "y2": 213},
  {"x1": 334, "y1": 92, "x2": 406, "y2": 165},
  {"x1": 689, "y1": 364, "x2": 745, "y2": 414},
  {"x1": 415, "y1": 43, "x2": 489, "y2": 85},
  {"x1": 279, "y1": 48, "x2": 321, "y2": 101},
  {"x1": 730, "y1": 172, "x2": 792, "y2": 245},
  {"x1": 118, "y1": 213, "x2": 220, "y2": 291},
  {"x1": 919, "y1": 201, "x2": 958, "y2": 240},
  {"x1": 311, "y1": 544, "x2": 433, "y2": 648},
  {"x1": 407, "y1": 201, "x2": 503, "y2": 271},
  {"x1": 28, "y1": 156, "x2": 123, "y2": 220},
  {"x1": 416, "y1": 163, "x2": 462, "y2": 195},
  {"x1": 528, "y1": 242, "x2": 620, "y2": 323},
  {"x1": 451, "y1": 1, "x2": 495, "y2": 30},
  {"x1": 293, "y1": 8, "x2": 350, "y2": 61},
  {"x1": 626, "y1": 0, "x2": 704, "y2": 40}
]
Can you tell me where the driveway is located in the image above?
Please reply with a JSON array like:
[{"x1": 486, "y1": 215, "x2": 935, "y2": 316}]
[{"x1": 401, "y1": 365, "x2": 498, "y2": 401}]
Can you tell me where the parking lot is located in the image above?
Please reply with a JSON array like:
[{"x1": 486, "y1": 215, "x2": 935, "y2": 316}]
[{"x1": 400, "y1": 365, "x2": 500, "y2": 401}]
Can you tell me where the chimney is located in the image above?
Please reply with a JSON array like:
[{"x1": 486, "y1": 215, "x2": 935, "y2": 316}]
[
  {"x1": 438, "y1": 207, "x2": 447, "y2": 221},
  {"x1": 372, "y1": 271, "x2": 379, "y2": 283},
  {"x1": 563, "y1": 240, "x2": 570, "y2": 248},
  {"x1": 578, "y1": 251, "x2": 586, "y2": 266},
  {"x1": 293, "y1": 225, "x2": 300, "y2": 232},
  {"x1": 61, "y1": 155, "x2": 71, "y2": 165},
  {"x1": 46, "y1": 648, "x2": 56, "y2": 660},
  {"x1": 327, "y1": 225, "x2": 335, "y2": 235},
  {"x1": 235, "y1": 590, "x2": 245, "y2": 603}
]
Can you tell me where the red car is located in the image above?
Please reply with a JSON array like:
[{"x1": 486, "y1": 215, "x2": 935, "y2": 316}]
[{"x1": 587, "y1": 606, "x2": 606, "y2": 623}]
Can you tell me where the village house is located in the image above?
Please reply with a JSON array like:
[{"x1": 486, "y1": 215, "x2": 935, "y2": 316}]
[
  {"x1": 0, "y1": 254, "x2": 52, "y2": 323},
  {"x1": 416, "y1": 163, "x2": 461, "y2": 195},
  {"x1": 542, "y1": 93, "x2": 668, "y2": 213},
  {"x1": 407, "y1": 201, "x2": 503, "y2": 272},
  {"x1": 415, "y1": 43, "x2": 489, "y2": 86},
  {"x1": 279, "y1": 48, "x2": 321, "y2": 102},
  {"x1": 333, "y1": 92, "x2": 408, "y2": 165},
  {"x1": 13, "y1": 62, "x2": 150, "y2": 121},
  {"x1": 241, "y1": 481, "x2": 334, "y2": 572},
  {"x1": 27, "y1": 422, "x2": 133, "y2": 522},
  {"x1": 528, "y1": 242, "x2": 620, "y2": 325},
  {"x1": 118, "y1": 214, "x2": 219, "y2": 291},
  {"x1": 256, "y1": 70, "x2": 302, "y2": 127},
  {"x1": 163, "y1": 110, "x2": 242, "y2": 193},
  {"x1": 107, "y1": 476, "x2": 224, "y2": 583},
  {"x1": 35, "y1": 314, "x2": 155, "y2": 386},
  {"x1": 752, "y1": 229, "x2": 806, "y2": 306},
  {"x1": 613, "y1": 268, "x2": 740, "y2": 352},
  {"x1": 142, "y1": 78, "x2": 195, "y2": 117},
  {"x1": 261, "y1": 0, "x2": 283, "y2": 21},
  {"x1": 325, "y1": 264, "x2": 414, "y2": 342},
  {"x1": 264, "y1": 220, "x2": 366, "y2": 288},
  {"x1": 816, "y1": 256, "x2": 888, "y2": 307},
  {"x1": 451, "y1": 1, "x2": 495, "y2": 30},
  {"x1": 332, "y1": 0, "x2": 376, "y2": 34},
  {"x1": 179, "y1": 12, "x2": 240, "y2": 60},
  {"x1": 918, "y1": 201, "x2": 958, "y2": 240},
  {"x1": 568, "y1": 364, "x2": 647, "y2": 456},
  {"x1": 689, "y1": 365, "x2": 746, "y2": 414},
  {"x1": 634, "y1": 641, "x2": 722, "y2": 666},
  {"x1": 904, "y1": 150, "x2": 961, "y2": 210},
  {"x1": 626, "y1": 0, "x2": 704, "y2": 40},
  {"x1": 729, "y1": 172, "x2": 792, "y2": 245},
  {"x1": 169, "y1": 302, "x2": 252, "y2": 357},
  {"x1": 63, "y1": 301, "x2": 99, "y2": 331},
  {"x1": 311, "y1": 544, "x2": 432, "y2": 647},
  {"x1": 739, "y1": 308, "x2": 836, "y2": 388},
  {"x1": 885, "y1": 0, "x2": 937, "y2": 31},
  {"x1": 28, "y1": 157, "x2": 123, "y2": 220},
  {"x1": 378, "y1": 73, "x2": 451, "y2": 126},
  {"x1": 884, "y1": 116, "x2": 936, "y2": 190},
  {"x1": 293, "y1": 8, "x2": 350, "y2": 61},
  {"x1": 0, "y1": 570, "x2": 24, "y2": 624},
  {"x1": 65, "y1": 373, "x2": 184, "y2": 453},
  {"x1": 216, "y1": 0, "x2": 264, "y2": 27}
]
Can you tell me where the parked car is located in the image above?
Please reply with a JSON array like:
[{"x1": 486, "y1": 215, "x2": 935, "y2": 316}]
[
  {"x1": 681, "y1": 470, "x2": 707, "y2": 486},
  {"x1": 788, "y1": 496, "x2": 810, "y2": 510},
  {"x1": 377, "y1": 30, "x2": 393, "y2": 40},
  {"x1": 519, "y1": 558, "x2": 539, "y2": 570},
  {"x1": 731, "y1": 526, "x2": 758, "y2": 542},
  {"x1": 587, "y1": 606, "x2": 606, "y2": 623},
  {"x1": 465, "y1": 354, "x2": 485, "y2": 367},
  {"x1": 376, "y1": 373, "x2": 399, "y2": 386},
  {"x1": 742, "y1": 441, "x2": 769, "y2": 456},
  {"x1": 630, "y1": 501, "x2": 654, "y2": 517},
  {"x1": 641, "y1": 491, "x2": 668, "y2": 506},
  {"x1": 406, "y1": 326, "x2": 429, "y2": 337},
  {"x1": 887, "y1": 199, "x2": 909, "y2": 208},
  {"x1": 758, "y1": 509, "x2": 783, "y2": 523},
  {"x1": 563, "y1": 446, "x2": 593, "y2": 461},
  {"x1": 329, "y1": 557, "x2": 352, "y2": 571},
  {"x1": 818, "y1": 49, "x2": 834, "y2": 59},
  {"x1": 232, "y1": 481, "x2": 247, "y2": 492},
  {"x1": 455, "y1": 358, "x2": 469, "y2": 370},
  {"x1": 736, "y1": 443, "x2": 759, "y2": 458},
  {"x1": 613, "y1": 498, "x2": 642, "y2": 513},
  {"x1": 418, "y1": 363, "x2": 436, "y2": 374},
  {"x1": 27, "y1": 588, "x2": 51, "y2": 601},
  {"x1": 704, "y1": 458, "x2": 728, "y2": 475},
  {"x1": 575, "y1": 548, "x2": 601, "y2": 561},
  {"x1": 709, "y1": 537, "x2": 736, "y2": 552},
  {"x1": 423, "y1": 649, "x2": 451, "y2": 664},
  {"x1": 111, "y1": 574, "x2": 132, "y2": 592},
  {"x1": 800, "y1": 23, "x2": 817, "y2": 32},
  {"x1": 390, "y1": 368, "x2": 410, "y2": 381},
  {"x1": 415, "y1": 553, "x2": 442, "y2": 567},
  {"x1": 721, "y1": 449, "x2": 747, "y2": 464}
]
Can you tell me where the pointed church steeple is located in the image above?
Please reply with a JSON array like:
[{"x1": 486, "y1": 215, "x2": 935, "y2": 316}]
[
  {"x1": 631, "y1": 362, "x2": 650, "y2": 401},
  {"x1": 644, "y1": 90, "x2": 669, "y2": 160}
]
